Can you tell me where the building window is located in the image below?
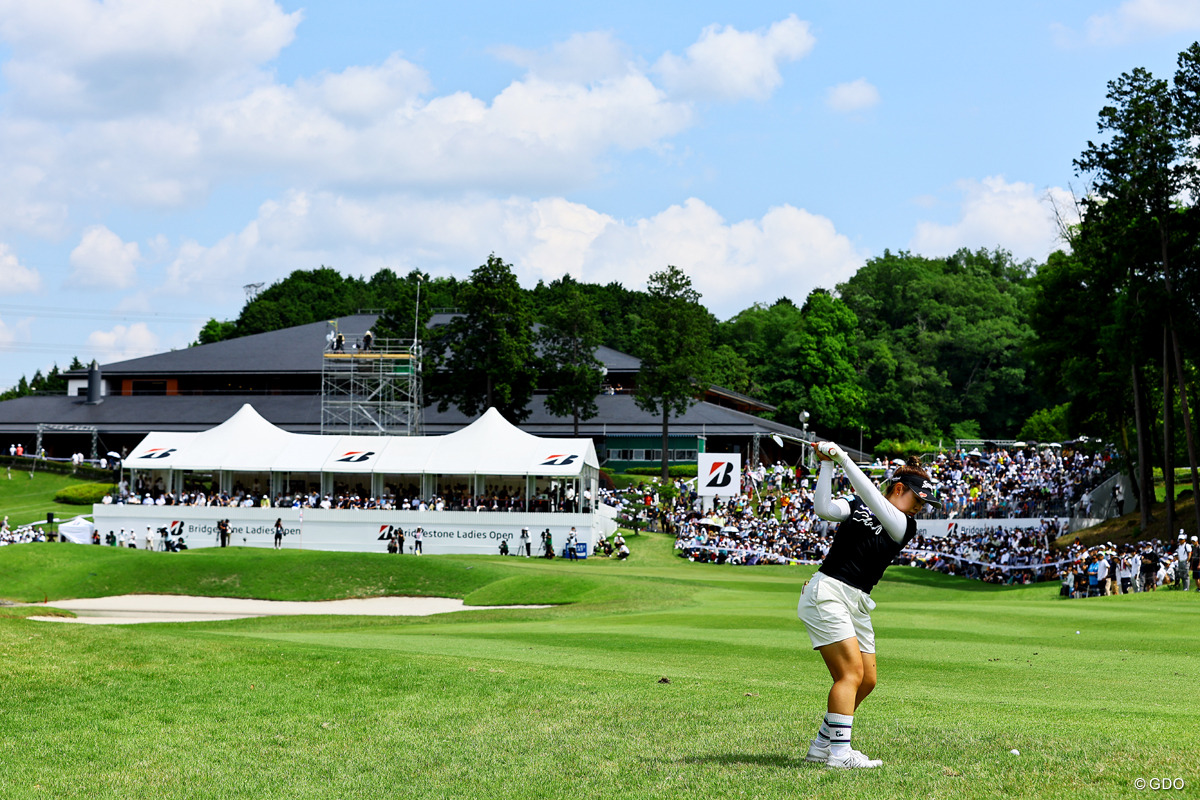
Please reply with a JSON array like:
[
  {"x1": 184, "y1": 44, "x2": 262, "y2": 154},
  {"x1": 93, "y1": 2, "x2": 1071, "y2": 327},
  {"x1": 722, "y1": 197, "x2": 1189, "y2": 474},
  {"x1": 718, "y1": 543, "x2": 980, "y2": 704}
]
[{"x1": 130, "y1": 380, "x2": 167, "y2": 396}]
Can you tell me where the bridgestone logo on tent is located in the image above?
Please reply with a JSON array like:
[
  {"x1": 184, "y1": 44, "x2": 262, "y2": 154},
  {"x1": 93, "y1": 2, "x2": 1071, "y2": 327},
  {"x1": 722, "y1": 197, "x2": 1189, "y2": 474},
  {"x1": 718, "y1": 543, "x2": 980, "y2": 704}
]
[
  {"x1": 139, "y1": 448, "x2": 176, "y2": 459},
  {"x1": 540, "y1": 454, "x2": 578, "y2": 466},
  {"x1": 336, "y1": 451, "x2": 375, "y2": 463}
]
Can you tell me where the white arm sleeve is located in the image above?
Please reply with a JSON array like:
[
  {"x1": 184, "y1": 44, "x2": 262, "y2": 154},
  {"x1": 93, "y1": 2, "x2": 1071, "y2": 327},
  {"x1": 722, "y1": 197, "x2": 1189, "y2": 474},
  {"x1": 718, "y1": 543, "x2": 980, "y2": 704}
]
[
  {"x1": 829, "y1": 447, "x2": 910, "y2": 544},
  {"x1": 814, "y1": 460, "x2": 850, "y2": 522}
]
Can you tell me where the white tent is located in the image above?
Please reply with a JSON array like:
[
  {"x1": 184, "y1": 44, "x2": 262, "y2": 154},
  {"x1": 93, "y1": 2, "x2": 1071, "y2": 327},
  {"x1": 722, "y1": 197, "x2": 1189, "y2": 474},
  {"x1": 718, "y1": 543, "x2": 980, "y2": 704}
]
[
  {"x1": 418, "y1": 408, "x2": 598, "y2": 476},
  {"x1": 124, "y1": 404, "x2": 599, "y2": 497},
  {"x1": 58, "y1": 515, "x2": 95, "y2": 544}
]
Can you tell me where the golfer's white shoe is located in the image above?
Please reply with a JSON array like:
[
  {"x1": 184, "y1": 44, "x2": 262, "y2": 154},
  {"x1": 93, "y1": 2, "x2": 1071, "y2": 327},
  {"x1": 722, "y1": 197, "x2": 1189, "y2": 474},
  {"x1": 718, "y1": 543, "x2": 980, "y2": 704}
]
[
  {"x1": 805, "y1": 739, "x2": 830, "y2": 763},
  {"x1": 825, "y1": 749, "x2": 882, "y2": 769}
]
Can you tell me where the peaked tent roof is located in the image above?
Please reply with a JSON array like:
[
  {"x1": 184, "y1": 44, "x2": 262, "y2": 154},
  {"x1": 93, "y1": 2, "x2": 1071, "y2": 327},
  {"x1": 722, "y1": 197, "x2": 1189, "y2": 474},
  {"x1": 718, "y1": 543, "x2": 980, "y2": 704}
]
[
  {"x1": 124, "y1": 404, "x2": 599, "y2": 478},
  {"x1": 417, "y1": 408, "x2": 599, "y2": 476},
  {"x1": 127, "y1": 404, "x2": 295, "y2": 472}
]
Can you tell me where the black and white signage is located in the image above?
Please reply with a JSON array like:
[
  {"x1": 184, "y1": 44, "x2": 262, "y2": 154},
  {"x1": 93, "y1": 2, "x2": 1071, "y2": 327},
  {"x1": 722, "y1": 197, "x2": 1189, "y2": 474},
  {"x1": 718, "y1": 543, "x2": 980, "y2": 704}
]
[
  {"x1": 91, "y1": 506, "x2": 613, "y2": 555},
  {"x1": 697, "y1": 453, "x2": 741, "y2": 497}
]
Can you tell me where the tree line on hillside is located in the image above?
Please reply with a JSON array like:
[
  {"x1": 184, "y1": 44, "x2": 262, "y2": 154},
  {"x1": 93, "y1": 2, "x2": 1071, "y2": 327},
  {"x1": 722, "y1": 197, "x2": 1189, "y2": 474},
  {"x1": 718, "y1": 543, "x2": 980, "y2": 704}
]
[
  {"x1": 1031, "y1": 43, "x2": 1200, "y2": 535},
  {"x1": 0, "y1": 358, "x2": 84, "y2": 402},
  {"x1": 186, "y1": 247, "x2": 1049, "y2": 451}
]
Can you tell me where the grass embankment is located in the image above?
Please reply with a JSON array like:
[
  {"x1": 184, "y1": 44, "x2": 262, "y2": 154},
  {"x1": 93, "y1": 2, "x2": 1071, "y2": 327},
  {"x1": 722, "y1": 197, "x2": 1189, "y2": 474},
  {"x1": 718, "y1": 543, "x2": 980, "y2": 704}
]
[
  {"x1": 0, "y1": 470, "x2": 104, "y2": 526},
  {"x1": 1059, "y1": 491, "x2": 1197, "y2": 548},
  {"x1": 0, "y1": 541, "x2": 671, "y2": 608},
  {"x1": 1, "y1": 534, "x2": 1197, "y2": 799}
]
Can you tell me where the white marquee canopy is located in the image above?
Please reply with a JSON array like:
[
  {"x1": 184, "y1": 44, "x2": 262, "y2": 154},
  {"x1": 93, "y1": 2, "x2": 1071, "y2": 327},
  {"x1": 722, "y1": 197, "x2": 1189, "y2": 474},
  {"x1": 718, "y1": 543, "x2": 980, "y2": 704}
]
[{"x1": 125, "y1": 404, "x2": 599, "y2": 480}]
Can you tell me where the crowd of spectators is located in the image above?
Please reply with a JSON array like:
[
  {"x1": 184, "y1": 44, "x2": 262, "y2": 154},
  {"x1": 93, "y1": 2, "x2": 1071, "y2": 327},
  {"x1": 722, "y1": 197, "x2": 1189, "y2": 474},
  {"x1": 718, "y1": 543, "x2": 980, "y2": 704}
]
[
  {"x1": 1053, "y1": 532, "x2": 1198, "y2": 597},
  {"x1": 105, "y1": 477, "x2": 590, "y2": 515},
  {"x1": 0, "y1": 515, "x2": 50, "y2": 545},
  {"x1": 593, "y1": 443, "x2": 1193, "y2": 594},
  {"x1": 920, "y1": 444, "x2": 1114, "y2": 520}
]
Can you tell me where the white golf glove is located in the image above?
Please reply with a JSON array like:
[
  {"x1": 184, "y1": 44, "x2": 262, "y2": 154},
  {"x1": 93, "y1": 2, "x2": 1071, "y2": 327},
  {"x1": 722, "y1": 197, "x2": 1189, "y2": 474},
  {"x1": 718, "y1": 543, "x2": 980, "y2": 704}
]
[{"x1": 815, "y1": 441, "x2": 845, "y2": 461}]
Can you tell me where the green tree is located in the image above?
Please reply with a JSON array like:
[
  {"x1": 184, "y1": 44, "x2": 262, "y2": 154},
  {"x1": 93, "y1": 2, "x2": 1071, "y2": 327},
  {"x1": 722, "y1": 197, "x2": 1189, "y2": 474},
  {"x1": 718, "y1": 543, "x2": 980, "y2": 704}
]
[
  {"x1": 1018, "y1": 404, "x2": 1070, "y2": 443},
  {"x1": 374, "y1": 270, "x2": 461, "y2": 342},
  {"x1": 425, "y1": 255, "x2": 538, "y2": 423},
  {"x1": 836, "y1": 248, "x2": 1037, "y2": 441},
  {"x1": 233, "y1": 267, "x2": 371, "y2": 336},
  {"x1": 756, "y1": 289, "x2": 864, "y2": 434},
  {"x1": 194, "y1": 318, "x2": 237, "y2": 346},
  {"x1": 530, "y1": 279, "x2": 651, "y2": 355},
  {"x1": 708, "y1": 344, "x2": 754, "y2": 395},
  {"x1": 537, "y1": 275, "x2": 604, "y2": 435},
  {"x1": 633, "y1": 266, "x2": 714, "y2": 481},
  {"x1": 1026, "y1": 249, "x2": 1126, "y2": 439},
  {"x1": 1074, "y1": 61, "x2": 1200, "y2": 531}
]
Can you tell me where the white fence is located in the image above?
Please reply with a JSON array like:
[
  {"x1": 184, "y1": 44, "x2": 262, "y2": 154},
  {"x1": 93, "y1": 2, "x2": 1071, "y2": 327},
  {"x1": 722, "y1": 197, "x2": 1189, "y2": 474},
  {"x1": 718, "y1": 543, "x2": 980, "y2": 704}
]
[{"x1": 92, "y1": 505, "x2": 618, "y2": 555}]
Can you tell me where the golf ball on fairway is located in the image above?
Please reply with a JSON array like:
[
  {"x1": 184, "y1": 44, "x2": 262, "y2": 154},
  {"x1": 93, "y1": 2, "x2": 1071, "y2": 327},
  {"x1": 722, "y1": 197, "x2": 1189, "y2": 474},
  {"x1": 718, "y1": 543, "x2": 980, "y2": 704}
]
[
  {"x1": 1010, "y1": 749, "x2": 1020, "y2": 756},
  {"x1": 1075, "y1": 631, "x2": 1080, "y2": 634}
]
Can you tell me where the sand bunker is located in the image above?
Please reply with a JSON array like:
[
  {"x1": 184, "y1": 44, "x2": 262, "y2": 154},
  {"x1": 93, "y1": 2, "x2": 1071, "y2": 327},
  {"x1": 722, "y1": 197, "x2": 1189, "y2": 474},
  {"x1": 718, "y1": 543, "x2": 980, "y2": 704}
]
[{"x1": 27, "y1": 594, "x2": 550, "y2": 625}]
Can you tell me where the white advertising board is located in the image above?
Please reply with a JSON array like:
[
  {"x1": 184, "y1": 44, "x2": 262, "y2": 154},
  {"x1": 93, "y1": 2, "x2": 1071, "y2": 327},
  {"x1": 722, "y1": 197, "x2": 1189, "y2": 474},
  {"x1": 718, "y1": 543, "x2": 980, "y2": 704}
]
[
  {"x1": 696, "y1": 453, "x2": 742, "y2": 497},
  {"x1": 91, "y1": 506, "x2": 613, "y2": 556},
  {"x1": 914, "y1": 517, "x2": 1069, "y2": 539}
]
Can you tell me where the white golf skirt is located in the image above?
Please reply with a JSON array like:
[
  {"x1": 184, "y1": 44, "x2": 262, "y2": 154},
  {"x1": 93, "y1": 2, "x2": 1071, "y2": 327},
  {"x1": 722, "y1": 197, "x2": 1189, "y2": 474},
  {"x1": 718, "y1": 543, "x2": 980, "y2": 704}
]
[{"x1": 797, "y1": 572, "x2": 877, "y2": 653}]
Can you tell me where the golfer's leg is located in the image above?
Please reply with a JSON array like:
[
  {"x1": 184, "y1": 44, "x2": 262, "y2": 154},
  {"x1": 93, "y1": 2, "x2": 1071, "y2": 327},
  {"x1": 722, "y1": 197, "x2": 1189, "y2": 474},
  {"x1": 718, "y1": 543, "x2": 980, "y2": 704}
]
[
  {"x1": 818, "y1": 637, "x2": 863, "y2": 716},
  {"x1": 855, "y1": 652, "x2": 877, "y2": 710}
]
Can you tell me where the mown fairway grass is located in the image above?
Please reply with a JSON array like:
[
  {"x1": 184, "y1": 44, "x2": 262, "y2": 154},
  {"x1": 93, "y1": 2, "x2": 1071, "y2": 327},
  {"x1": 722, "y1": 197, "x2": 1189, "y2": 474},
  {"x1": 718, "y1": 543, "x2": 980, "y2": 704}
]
[{"x1": 1, "y1": 534, "x2": 1197, "y2": 800}]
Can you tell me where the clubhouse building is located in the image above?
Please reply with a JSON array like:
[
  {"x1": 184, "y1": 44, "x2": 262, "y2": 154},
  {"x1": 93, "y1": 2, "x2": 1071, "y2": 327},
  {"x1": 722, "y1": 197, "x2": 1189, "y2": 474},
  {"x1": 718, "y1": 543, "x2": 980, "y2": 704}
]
[{"x1": 0, "y1": 313, "x2": 816, "y2": 471}]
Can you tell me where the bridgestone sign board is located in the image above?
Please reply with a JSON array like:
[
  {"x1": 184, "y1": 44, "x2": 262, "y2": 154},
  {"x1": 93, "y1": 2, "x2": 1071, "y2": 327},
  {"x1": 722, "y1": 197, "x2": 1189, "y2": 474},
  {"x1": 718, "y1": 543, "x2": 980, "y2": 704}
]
[
  {"x1": 92, "y1": 506, "x2": 612, "y2": 555},
  {"x1": 696, "y1": 453, "x2": 741, "y2": 497}
]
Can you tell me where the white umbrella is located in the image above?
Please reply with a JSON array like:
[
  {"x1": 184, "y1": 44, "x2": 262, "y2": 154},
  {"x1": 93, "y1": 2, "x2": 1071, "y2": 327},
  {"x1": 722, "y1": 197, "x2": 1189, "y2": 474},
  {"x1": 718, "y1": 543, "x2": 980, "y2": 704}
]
[
  {"x1": 720, "y1": 525, "x2": 739, "y2": 533},
  {"x1": 697, "y1": 517, "x2": 722, "y2": 528}
]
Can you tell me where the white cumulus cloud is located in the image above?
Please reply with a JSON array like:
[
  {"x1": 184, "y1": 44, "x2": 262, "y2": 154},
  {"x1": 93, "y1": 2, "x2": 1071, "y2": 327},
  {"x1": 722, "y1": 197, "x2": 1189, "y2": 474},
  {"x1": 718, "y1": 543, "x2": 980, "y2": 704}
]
[
  {"x1": 0, "y1": 0, "x2": 301, "y2": 117},
  {"x1": 1056, "y1": 0, "x2": 1200, "y2": 45},
  {"x1": 826, "y1": 78, "x2": 880, "y2": 113},
  {"x1": 0, "y1": 9, "x2": 815, "y2": 215},
  {"x1": 655, "y1": 15, "x2": 815, "y2": 101},
  {"x1": 86, "y1": 322, "x2": 160, "y2": 364},
  {"x1": 156, "y1": 190, "x2": 863, "y2": 318},
  {"x1": 69, "y1": 225, "x2": 142, "y2": 288},
  {"x1": 910, "y1": 176, "x2": 1073, "y2": 261},
  {"x1": 0, "y1": 243, "x2": 41, "y2": 293},
  {"x1": 492, "y1": 31, "x2": 635, "y2": 84}
]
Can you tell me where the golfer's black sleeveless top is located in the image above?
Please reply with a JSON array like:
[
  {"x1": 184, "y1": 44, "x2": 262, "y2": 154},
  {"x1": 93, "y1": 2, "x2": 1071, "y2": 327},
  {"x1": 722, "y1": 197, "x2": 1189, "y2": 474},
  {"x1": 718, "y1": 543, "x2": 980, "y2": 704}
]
[{"x1": 818, "y1": 497, "x2": 917, "y2": 595}]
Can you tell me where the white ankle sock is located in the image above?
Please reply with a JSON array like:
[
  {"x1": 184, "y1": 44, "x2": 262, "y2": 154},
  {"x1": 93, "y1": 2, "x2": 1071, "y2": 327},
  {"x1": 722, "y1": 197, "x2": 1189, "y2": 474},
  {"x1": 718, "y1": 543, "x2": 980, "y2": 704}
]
[{"x1": 825, "y1": 712, "x2": 853, "y2": 755}]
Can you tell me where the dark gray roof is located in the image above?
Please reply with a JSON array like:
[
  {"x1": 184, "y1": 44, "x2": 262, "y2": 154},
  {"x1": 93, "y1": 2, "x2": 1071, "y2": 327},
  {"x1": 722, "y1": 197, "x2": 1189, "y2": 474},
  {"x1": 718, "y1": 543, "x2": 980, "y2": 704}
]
[
  {"x1": 594, "y1": 343, "x2": 640, "y2": 372},
  {"x1": 67, "y1": 314, "x2": 380, "y2": 376},
  {"x1": 432, "y1": 314, "x2": 642, "y2": 373},
  {"x1": 0, "y1": 394, "x2": 323, "y2": 434},
  {"x1": 0, "y1": 392, "x2": 801, "y2": 440},
  {"x1": 74, "y1": 312, "x2": 643, "y2": 377},
  {"x1": 469, "y1": 393, "x2": 803, "y2": 439}
]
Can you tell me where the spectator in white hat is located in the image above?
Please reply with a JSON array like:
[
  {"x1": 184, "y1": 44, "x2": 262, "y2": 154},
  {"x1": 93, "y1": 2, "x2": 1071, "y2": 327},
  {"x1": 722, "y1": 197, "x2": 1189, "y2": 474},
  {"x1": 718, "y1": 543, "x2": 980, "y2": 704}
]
[
  {"x1": 1176, "y1": 532, "x2": 1192, "y2": 591},
  {"x1": 1190, "y1": 535, "x2": 1199, "y2": 591}
]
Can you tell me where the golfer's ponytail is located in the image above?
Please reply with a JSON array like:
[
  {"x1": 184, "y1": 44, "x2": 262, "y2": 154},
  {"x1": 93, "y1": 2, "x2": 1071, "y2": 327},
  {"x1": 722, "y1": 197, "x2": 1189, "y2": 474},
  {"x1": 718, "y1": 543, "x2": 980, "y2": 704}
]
[{"x1": 892, "y1": 456, "x2": 929, "y2": 483}]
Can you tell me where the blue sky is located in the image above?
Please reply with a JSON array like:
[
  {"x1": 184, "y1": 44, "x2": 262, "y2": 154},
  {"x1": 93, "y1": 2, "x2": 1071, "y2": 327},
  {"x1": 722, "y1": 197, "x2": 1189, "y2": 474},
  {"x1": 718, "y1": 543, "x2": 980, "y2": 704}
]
[{"x1": 1, "y1": 0, "x2": 1199, "y2": 391}]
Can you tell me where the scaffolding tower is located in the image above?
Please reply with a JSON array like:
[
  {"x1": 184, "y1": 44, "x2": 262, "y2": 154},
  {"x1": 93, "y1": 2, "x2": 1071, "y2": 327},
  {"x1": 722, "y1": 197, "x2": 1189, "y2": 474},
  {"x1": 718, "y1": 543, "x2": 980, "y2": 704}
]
[{"x1": 320, "y1": 333, "x2": 423, "y2": 436}]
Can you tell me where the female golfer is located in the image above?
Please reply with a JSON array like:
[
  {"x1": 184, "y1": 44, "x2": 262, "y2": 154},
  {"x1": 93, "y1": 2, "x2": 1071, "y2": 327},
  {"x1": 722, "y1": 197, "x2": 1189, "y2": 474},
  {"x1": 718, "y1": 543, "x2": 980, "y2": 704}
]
[{"x1": 798, "y1": 441, "x2": 940, "y2": 769}]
